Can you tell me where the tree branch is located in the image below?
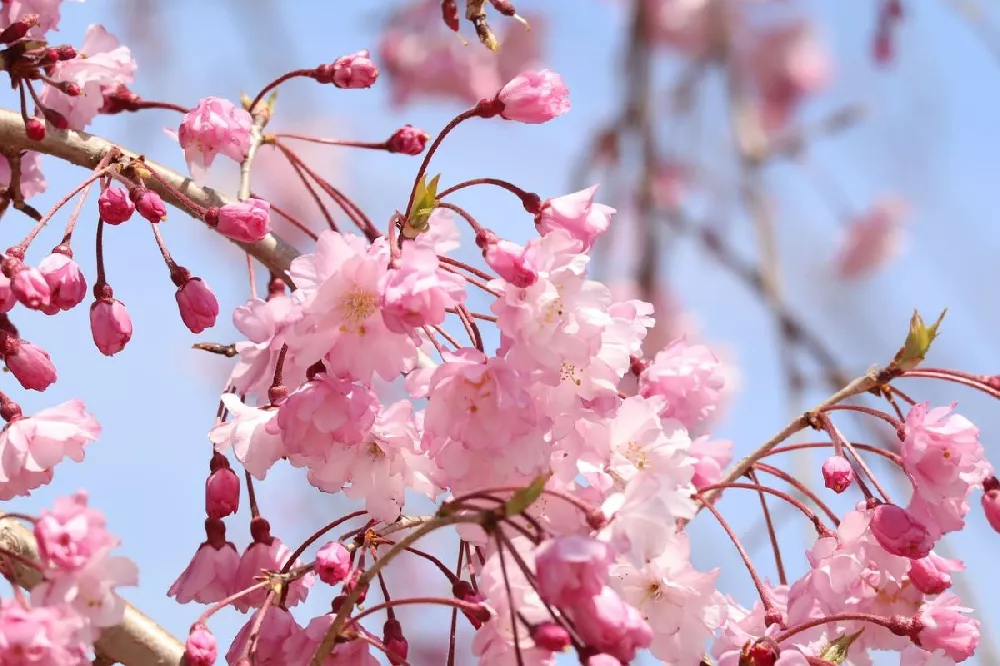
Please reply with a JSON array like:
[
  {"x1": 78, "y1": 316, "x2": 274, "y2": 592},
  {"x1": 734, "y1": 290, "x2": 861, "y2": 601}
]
[
  {"x1": 0, "y1": 108, "x2": 302, "y2": 280},
  {"x1": 0, "y1": 512, "x2": 185, "y2": 665}
]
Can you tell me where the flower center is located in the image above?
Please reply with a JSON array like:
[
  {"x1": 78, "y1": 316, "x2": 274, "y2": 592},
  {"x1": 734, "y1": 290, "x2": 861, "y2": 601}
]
[
  {"x1": 338, "y1": 286, "x2": 378, "y2": 334},
  {"x1": 624, "y1": 441, "x2": 651, "y2": 470}
]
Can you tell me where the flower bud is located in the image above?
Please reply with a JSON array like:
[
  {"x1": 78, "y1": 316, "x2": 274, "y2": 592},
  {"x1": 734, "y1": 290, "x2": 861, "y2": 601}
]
[
  {"x1": 98, "y1": 187, "x2": 135, "y2": 225},
  {"x1": 383, "y1": 618, "x2": 408, "y2": 666},
  {"x1": 0, "y1": 13, "x2": 38, "y2": 44},
  {"x1": 206, "y1": 198, "x2": 270, "y2": 242},
  {"x1": 327, "y1": 50, "x2": 378, "y2": 89},
  {"x1": 0, "y1": 273, "x2": 15, "y2": 313},
  {"x1": 982, "y1": 484, "x2": 1000, "y2": 534},
  {"x1": 821, "y1": 456, "x2": 854, "y2": 494},
  {"x1": 8, "y1": 261, "x2": 51, "y2": 311},
  {"x1": 175, "y1": 277, "x2": 219, "y2": 334},
  {"x1": 205, "y1": 455, "x2": 240, "y2": 519},
  {"x1": 42, "y1": 108, "x2": 68, "y2": 130},
  {"x1": 2, "y1": 335, "x2": 56, "y2": 391},
  {"x1": 870, "y1": 502, "x2": 933, "y2": 559},
  {"x1": 477, "y1": 231, "x2": 537, "y2": 288},
  {"x1": 132, "y1": 189, "x2": 167, "y2": 223},
  {"x1": 531, "y1": 622, "x2": 571, "y2": 652},
  {"x1": 315, "y1": 541, "x2": 351, "y2": 585},
  {"x1": 386, "y1": 125, "x2": 429, "y2": 155},
  {"x1": 90, "y1": 295, "x2": 133, "y2": 356},
  {"x1": 452, "y1": 580, "x2": 490, "y2": 628},
  {"x1": 25, "y1": 118, "x2": 45, "y2": 141},
  {"x1": 493, "y1": 69, "x2": 571, "y2": 124},
  {"x1": 909, "y1": 553, "x2": 962, "y2": 595},
  {"x1": 38, "y1": 250, "x2": 87, "y2": 312},
  {"x1": 184, "y1": 625, "x2": 217, "y2": 666}
]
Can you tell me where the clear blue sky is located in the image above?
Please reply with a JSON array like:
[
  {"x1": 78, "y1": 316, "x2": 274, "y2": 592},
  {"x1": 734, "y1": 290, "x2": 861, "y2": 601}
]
[{"x1": 5, "y1": 1, "x2": 1000, "y2": 664}]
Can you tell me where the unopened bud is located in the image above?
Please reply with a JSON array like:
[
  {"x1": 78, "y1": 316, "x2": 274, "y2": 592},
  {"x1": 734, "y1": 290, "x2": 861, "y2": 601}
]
[
  {"x1": 25, "y1": 118, "x2": 45, "y2": 141},
  {"x1": 0, "y1": 14, "x2": 39, "y2": 44}
]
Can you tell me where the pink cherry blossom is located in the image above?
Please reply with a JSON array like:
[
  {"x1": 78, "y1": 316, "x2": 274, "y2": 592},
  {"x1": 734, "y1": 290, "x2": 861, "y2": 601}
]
[
  {"x1": 479, "y1": 233, "x2": 539, "y2": 288},
  {"x1": 2, "y1": 0, "x2": 78, "y2": 36},
  {"x1": 909, "y1": 553, "x2": 964, "y2": 596},
  {"x1": 89, "y1": 296, "x2": 132, "y2": 356},
  {"x1": 0, "y1": 598, "x2": 92, "y2": 666},
  {"x1": 209, "y1": 198, "x2": 271, "y2": 242},
  {"x1": 35, "y1": 490, "x2": 115, "y2": 572},
  {"x1": 902, "y1": 403, "x2": 992, "y2": 537},
  {"x1": 39, "y1": 24, "x2": 137, "y2": 130},
  {"x1": 870, "y1": 503, "x2": 934, "y2": 559},
  {"x1": 175, "y1": 277, "x2": 220, "y2": 334},
  {"x1": 535, "y1": 185, "x2": 616, "y2": 251},
  {"x1": 572, "y1": 585, "x2": 653, "y2": 663},
  {"x1": 822, "y1": 455, "x2": 854, "y2": 493},
  {"x1": 690, "y1": 435, "x2": 733, "y2": 490},
  {"x1": 31, "y1": 550, "x2": 139, "y2": 627},
  {"x1": 330, "y1": 49, "x2": 379, "y2": 89},
  {"x1": 177, "y1": 96, "x2": 252, "y2": 181},
  {"x1": 38, "y1": 251, "x2": 87, "y2": 311},
  {"x1": 0, "y1": 151, "x2": 45, "y2": 200},
  {"x1": 226, "y1": 607, "x2": 301, "y2": 666},
  {"x1": 229, "y1": 293, "x2": 307, "y2": 399},
  {"x1": 379, "y1": 245, "x2": 466, "y2": 334},
  {"x1": 315, "y1": 541, "x2": 352, "y2": 585},
  {"x1": 209, "y1": 394, "x2": 284, "y2": 480},
  {"x1": 834, "y1": 196, "x2": 908, "y2": 279},
  {"x1": 3, "y1": 336, "x2": 57, "y2": 391},
  {"x1": 0, "y1": 399, "x2": 100, "y2": 500},
  {"x1": 133, "y1": 189, "x2": 167, "y2": 223},
  {"x1": 282, "y1": 615, "x2": 379, "y2": 666},
  {"x1": 494, "y1": 69, "x2": 571, "y2": 124},
  {"x1": 645, "y1": 0, "x2": 722, "y2": 57},
  {"x1": 185, "y1": 625, "x2": 217, "y2": 666},
  {"x1": 231, "y1": 518, "x2": 313, "y2": 612},
  {"x1": 916, "y1": 593, "x2": 980, "y2": 661},
  {"x1": 168, "y1": 519, "x2": 240, "y2": 604},
  {"x1": 639, "y1": 337, "x2": 726, "y2": 434},
  {"x1": 535, "y1": 536, "x2": 614, "y2": 606},
  {"x1": 97, "y1": 186, "x2": 134, "y2": 225},
  {"x1": 276, "y1": 371, "x2": 379, "y2": 456}
]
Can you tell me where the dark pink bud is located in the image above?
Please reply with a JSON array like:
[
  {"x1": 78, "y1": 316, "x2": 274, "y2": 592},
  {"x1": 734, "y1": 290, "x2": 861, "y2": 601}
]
[
  {"x1": 0, "y1": 273, "x2": 15, "y2": 313},
  {"x1": 8, "y1": 261, "x2": 52, "y2": 310},
  {"x1": 205, "y1": 463, "x2": 240, "y2": 519},
  {"x1": 133, "y1": 189, "x2": 167, "y2": 223},
  {"x1": 0, "y1": 13, "x2": 38, "y2": 44},
  {"x1": 55, "y1": 45, "x2": 77, "y2": 60},
  {"x1": 870, "y1": 503, "x2": 934, "y2": 559},
  {"x1": 98, "y1": 187, "x2": 135, "y2": 225},
  {"x1": 452, "y1": 580, "x2": 490, "y2": 628},
  {"x1": 821, "y1": 456, "x2": 854, "y2": 494},
  {"x1": 386, "y1": 125, "x2": 429, "y2": 155},
  {"x1": 2, "y1": 335, "x2": 56, "y2": 391},
  {"x1": 207, "y1": 198, "x2": 270, "y2": 242},
  {"x1": 330, "y1": 49, "x2": 378, "y2": 89},
  {"x1": 41, "y1": 108, "x2": 68, "y2": 130},
  {"x1": 38, "y1": 250, "x2": 87, "y2": 311},
  {"x1": 89, "y1": 296, "x2": 133, "y2": 356},
  {"x1": 184, "y1": 625, "x2": 217, "y2": 666},
  {"x1": 383, "y1": 619, "x2": 408, "y2": 666},
  {"x1": 25, "y1": 118, "x2": 45, "y2": 141},
  {"x1": 175, "y1": 277, "x2": 219, "y2": 334},
  {"x1": 531, "y1": 622, "x2": 571, "y2": 652},
  {"x1": 315, "y1": 541, "x2": 351, "y2": 586},
  {"x1": 740, "y1": 637, "x2": 780, "y2": 666},
  {"x1": 343, "y1": 567, "x2": 368, "y2": 603},
  {"x1": 983, "y1": 485, "x2": 1000, "y2": 534}
]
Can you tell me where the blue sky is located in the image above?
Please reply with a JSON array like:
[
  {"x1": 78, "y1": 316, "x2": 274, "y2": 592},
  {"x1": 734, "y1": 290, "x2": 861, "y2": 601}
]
[{"x1": 5, "y1": 1, "x2": 1000, "y2": 664}]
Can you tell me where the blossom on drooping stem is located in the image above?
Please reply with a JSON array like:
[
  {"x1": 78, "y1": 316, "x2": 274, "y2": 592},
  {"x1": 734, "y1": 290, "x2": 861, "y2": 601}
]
[
  {"x1": 177, "y1": 96, "x2": 253, "y2": 180},
  {"x1": 231, "y1": 517, "x2": 313, "y2": 612},
  {"x1": 168, "y1": 518, "x2": 240, "y2": 604},
  {"x1": 205, "y1": 452, "x2": 240, "y2": 519},
  {"x1": 320, "y1": 49, "x2": 379, "y2": 89},
  {"x1": 535, "y1": 185, "x2": 616, "y2": 251},
  {"x1": 386, "y1": 125, "x2": 430, "y2": 155},
  {"x1": 476, "y1": 229, "x2": 538, "y2": 287},
  {"x1": 915, "y1": 593, "x2": 980, "y2": 661},
  {"x1": 0, "y1": 327, "x2": 57, "y2": 391},
  {"x1": 98, "y1": 186, "x2": 135, "y2": 225},
  {"x1": 379, "y1": 244, "x2": 466, "y2": 334},
  {"x1": 821, "y1": 455, "x2": 854, "y2": 493},
  {"x1": 638, "y1": 337, "x2": 726, "y2": 434},
  {"x1": 869, "y1": 502, "x2": 934, "y2": 559},
  {"x1": 315, "y1": 541, "x2": 352, "y2": 586},
  {"x1": 4, "y1": 256, "x2": 51, "y2": 311},
  {"x1": 89, "y1": 286, "x2": 133, "y2": 356},
  {"x1": 185, "y1": 625, "x2": 218, "y2": 666},
  {"x1": 534, "y1": 536, "x2": 614, "y2": 607},
  {"x1": 132, "y1": 188, "x2": 167, "y2": 223},
  {"x1": 172, "y1": 268, "x2": 220, "y2": 334},
  {"x1": 487, "y1": 69, "x2": 571, "y2": 124},
  {"x1": 38, "y1": 247, "x2": 87, "y2": 312}
]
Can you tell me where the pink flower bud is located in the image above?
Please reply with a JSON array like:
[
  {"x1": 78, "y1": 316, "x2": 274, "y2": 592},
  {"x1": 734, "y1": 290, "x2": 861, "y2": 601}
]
[
  {"x1": 315, "y1": 541, "x2": 351, "y2": 585},
  {"x1": 535, "y1": 185, "x2": 615, "y2": 251},
  {"x1": 184, "y1": 625, "x2": 217, "y2": 666},
  {"x1": 983, "y1": 485, "x2": 1000, "y2": 533},
  {"x1": 205, "y1": 461, "x2": 240, "y2": 519},
  {"x1": 3, "y1": 336, "x2": 56, "y2": 391},
  {"x1": 38, "y1": 251, "x2": 87, "y2": 312},
  {"x1": 0, "y1": 13, "x2": 38, "y2": 44},
  {"x1": 531, "y1": 622, "x2": 572, "y2": 652},
  {"x1": 452, "y1": 580, "x2": 490, "y2": 628},
  {"x1": 8, "y1": 261, "x2": 51, "y2": 311},
  {"x1": 90, "y1": 296, "x2": 133, "y2": 356},
  {"x1": 494, "y1": 69, "x2": 571, "y2": 124},
  {"x1": 0, "y1": 273, "x2": 16, "y2": 313},
  {"x1": 909, "y1": 553, "x2": 963, "y2": 595},
  {"x1": 331, "y1": 49, "x2": 379, "y2": 89},
  {"x1": 870, "y1": 503, "x2": 934, "y2": 559},
  {"x1": 207, "y1": 198, "x2": 270, "y2": 243},
  {"x1": 175, "y1": 277, "x2": 219, "y2": 334},
  {"x1": 386, "y1": 125, "x2": 429, "y2": 155},
  {"x1": 821, "y1": 456, "x2": 854, "y2": 493},
  {"x1": 383, "y1": 619, "x2": 408, "y2": 666},
  {"x1": 535, "y1": 536, "x2": 613, "y2": 607},
  {"x1": 477, "y1": 232, "x2": 538, "y2": 288},
  {"x1": 98, "y1": 187, "x2": 135, "y2": 225},
  {"x1": 25, "y1": 118, "x2": 45, "y2": 141},
  {"x1": 916, "y1": 593, "x2": 980, "y2": 661},
  {"x1": 133, "y1": 190, "x2": 167, "y2": 223}
]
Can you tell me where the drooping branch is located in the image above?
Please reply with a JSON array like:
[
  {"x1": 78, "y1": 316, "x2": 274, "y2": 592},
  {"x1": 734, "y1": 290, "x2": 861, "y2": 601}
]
[
  {"x1": 0, "y1": 512, "x2": 185, "y2": 665},
  {"x1": 0, "y1": 108, "x2": 302, "y2": 280}
]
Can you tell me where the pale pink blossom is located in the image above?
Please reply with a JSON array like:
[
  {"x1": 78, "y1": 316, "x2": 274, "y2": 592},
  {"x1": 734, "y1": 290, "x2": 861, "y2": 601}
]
[
  {"x1": 494, "y1": 69, "x2": 571, "y2": 124},
  {"x1": 902, "y1": 403, "x2": 992, "y2": 537},
  {"x1": 916, "y1": 593, "x2": 980, "y2": 661},
  {"x1": 0, "y1": 598, "x2": 92, "y2": 666},
  {"x1": 870, "y1": 503, "x2": 934, "y2": 559},
  {"x1": 572, "y1": 585, "x2": 653, "y2": 663},
  {"x1": 39, "y1": 24, "x2": 136, "y2": 130},
  {"x1": 231, "y1": 518, "x2": 313, "y2": 612},
  {"x1": 229, "y1": 293, "x2": 307, "y2": 399},
  {"x1": 35, "y1": 490, "x2": 114, "y2": 572},
  {"x1": 480, "y1": 233, "x2": 539, "y2": 288},
  {"x1": 0, "y1": 151, "x2": 45, "y2": 200},
  {"x1": 175, "y1": 277, "x2": 219, "y2": 334},
  {"x1": 32, "y1": 550, "x2": 139, "y2": 627},
  {"x1": 645, "y1": 0, "x2": 721, "y2": 56},
  {"x1": 39, "y1": 252, "x2": 87, "y2": 312},
  {"x1": 89, "y1": 296, "x2": 132, "y2": 356},
  {"x1": 0, "y1": 399, "x2": 100, "y2": 500},
  {"x1": 209, "y1": 393, "x2": 284, "y2": 480},
  {"x1": 226, "y1": 607, "x2": 301, "y2": 666},
  {"x1": 748, "y1": 21, "x2": 831, "y2": 131},
  {"x1": 168, "y1": 519, "x2": 240, "y2": 604},
  {"x1": 177, "y1": 96, "x2": 252, "y2": 182},
  {"x1": 1, "y1": 0, "x2": 83, "y2": 36},
  {"x1": 834, "y1": 196, "x2": 908, "y2": 279},
  {"x1": 601, "y1": 475, "x2": 691, "y2": 564},
  {"x1": 822, "y1": 455, "x2": 855, "y2": 493},
  {"x1": 535, "y1": 185, "x2": 616, "y2": 250},
  {"x1": 909, "y1": 553, "x2": 964, "y2": 596},
  {"x1": 276, "y1": 371, "x2": 379, "y2": 456},
  {"x1": 379, "y1": 245, "x2": 466, "y2": 334},
  {"x1": 534, "y1": 536, "x2": 614, "y2": 606},
  {"x1": 690, "y1": 435, "x2": 733, "y2": 490},
  {"x1": 3, "y1": 336, "x2": 57, "y2": 391},
  {"x1": 639, "y1": 337, "x2": 726, "y2": 434},
  {"x1": 283, "y1": 615, "x2": 379, "y2": 666}
]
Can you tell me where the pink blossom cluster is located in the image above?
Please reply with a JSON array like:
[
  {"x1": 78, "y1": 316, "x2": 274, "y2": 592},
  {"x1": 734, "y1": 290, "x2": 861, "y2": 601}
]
[{"x1": 0, "y1": 492, "x2": 137, "y2": 664}]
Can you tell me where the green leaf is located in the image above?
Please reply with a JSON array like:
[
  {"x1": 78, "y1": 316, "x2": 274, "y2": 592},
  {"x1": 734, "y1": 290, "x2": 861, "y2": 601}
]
[
  {"x1": 503, "y1": 473, "x2": 551, "y2": 517},
  {"x1": 894, "y1": 309, "x2": 946, "y2": 371},
  {"x1": 403, "y1": 174, "x2": 441, "y2": 239},
  {"x1": 818, "y1": 629, "x2": 865, "y2": 665}
]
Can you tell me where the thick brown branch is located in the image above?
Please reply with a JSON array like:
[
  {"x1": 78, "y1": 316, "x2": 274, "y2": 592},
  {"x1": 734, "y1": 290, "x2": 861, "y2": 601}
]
[{"x1": 0, "y1": 108, "x2": 301, "y2": 279}]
